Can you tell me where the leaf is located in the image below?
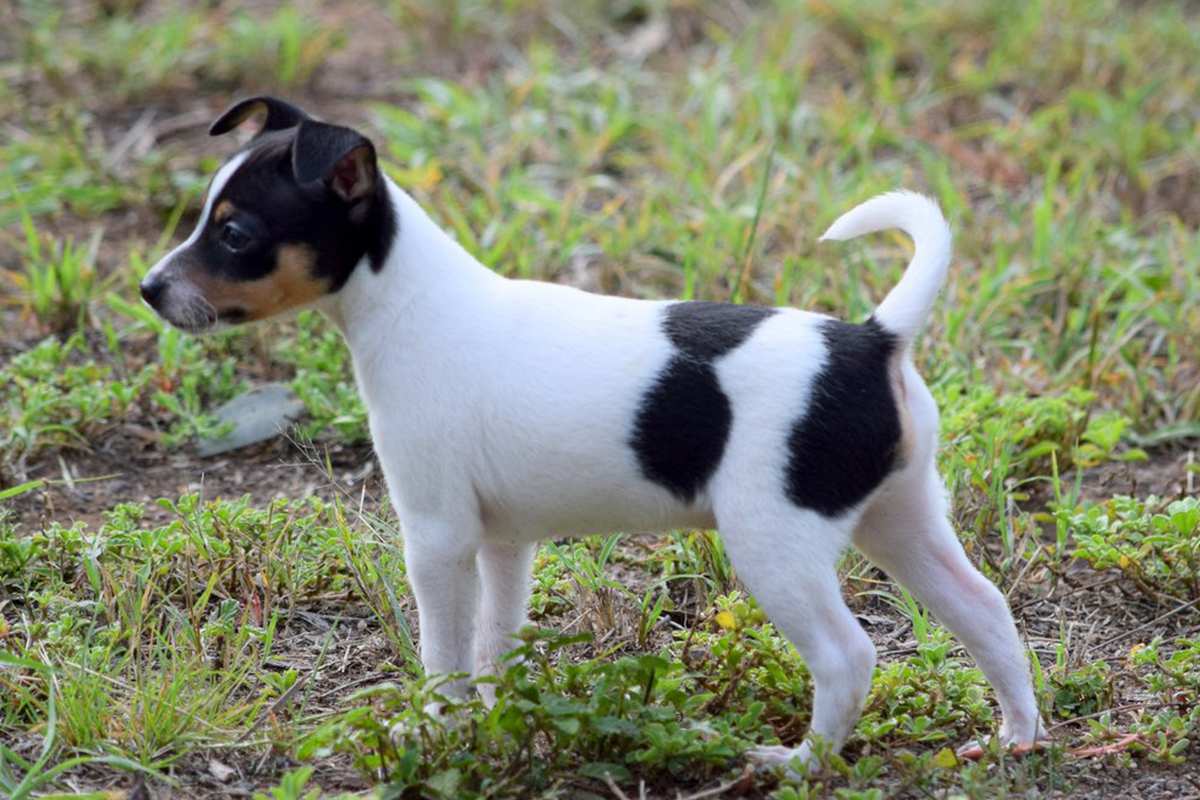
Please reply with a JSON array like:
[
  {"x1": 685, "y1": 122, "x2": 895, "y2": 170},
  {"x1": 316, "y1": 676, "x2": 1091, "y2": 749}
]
[
  {"x1": 580, "y1": 762, "x2": 631, "y2": 781},
  {"x1": 551, "y1": 717, "x2": 581, "y2": 736},
  {"x1": 592, "y1": 716, "x2": 639, "y2": 737},
  {"x1": 933, "y1": 747, "x2": 957, "y2": 768},
  {"x1": 0, "y1": 480, "x2": 44, "y2": 502},
  {"x1": 426, "y1": 767, "x2": 461, "y2": 798}
]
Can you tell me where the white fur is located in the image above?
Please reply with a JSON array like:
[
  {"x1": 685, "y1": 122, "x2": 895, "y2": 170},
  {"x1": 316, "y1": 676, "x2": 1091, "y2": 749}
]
[
  {"x1": 303, "y1": 183, "x2": 1046, "y2": 771},
  {"x1": 144, "y1": 152, "x2": 251, "y2": 330},
  {"x1": 821, "y1": 190, "x2": 951, "y2": 342},
  {"x1": 146, "y1": 151, "x2": 248, "y2": 282}
]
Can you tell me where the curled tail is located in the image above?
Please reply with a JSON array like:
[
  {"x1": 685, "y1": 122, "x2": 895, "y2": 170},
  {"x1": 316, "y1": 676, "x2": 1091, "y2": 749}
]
[{"x1": 820, "y1": 190, "x2": 951, "y2": 343}]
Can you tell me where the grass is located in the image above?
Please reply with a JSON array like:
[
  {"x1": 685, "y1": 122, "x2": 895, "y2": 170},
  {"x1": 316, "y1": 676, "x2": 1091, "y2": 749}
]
[{"x1": 1, "y1": 0, "x2": 1198, "y2": 797}]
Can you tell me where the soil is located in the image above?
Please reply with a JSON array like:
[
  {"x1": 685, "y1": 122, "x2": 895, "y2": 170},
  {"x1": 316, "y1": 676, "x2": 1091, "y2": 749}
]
[{"x1": 3, "y1": 2, "x2": 1200, "y2": 798}]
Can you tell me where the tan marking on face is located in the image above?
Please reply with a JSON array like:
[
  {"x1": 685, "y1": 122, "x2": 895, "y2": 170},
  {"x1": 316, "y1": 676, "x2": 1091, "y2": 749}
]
[
  {"x1": 213, "y1": 200, "x2": 236, "y2": 224},
  {"x1": 185, "y1": 244, "x2": 328, "y2": 321}
]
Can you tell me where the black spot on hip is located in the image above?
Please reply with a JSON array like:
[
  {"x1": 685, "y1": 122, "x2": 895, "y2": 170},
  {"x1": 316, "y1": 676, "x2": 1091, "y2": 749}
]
[
  {"x1": 631, "y1": 302, "x2": 776, "y2": 502},
  {"x1": 786, "y1": 317, "x2": 901, "y2": 517}
]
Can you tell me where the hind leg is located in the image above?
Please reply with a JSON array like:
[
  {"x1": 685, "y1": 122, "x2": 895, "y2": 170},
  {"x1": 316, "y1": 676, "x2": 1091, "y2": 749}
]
[
  {"x1": 853, "y1": 466, "x2": 1046, "y2": 750},
  {"x1": 716, "y1": 501, "x2": 876, "y2": 772}
]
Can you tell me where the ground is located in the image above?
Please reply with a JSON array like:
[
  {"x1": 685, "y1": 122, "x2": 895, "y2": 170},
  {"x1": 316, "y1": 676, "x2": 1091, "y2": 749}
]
[{"x1": 1, "y1": 1, "x2": 1199, "y2": 798}]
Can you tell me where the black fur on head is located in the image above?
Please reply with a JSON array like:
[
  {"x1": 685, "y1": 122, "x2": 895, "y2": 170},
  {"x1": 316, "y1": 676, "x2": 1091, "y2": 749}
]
[
  {"x1": 139, "y1": 97, "x2": 396, "y2": 332},
  {"x1": 209, "y1": 95, "x2": 310, "y2": 137}
]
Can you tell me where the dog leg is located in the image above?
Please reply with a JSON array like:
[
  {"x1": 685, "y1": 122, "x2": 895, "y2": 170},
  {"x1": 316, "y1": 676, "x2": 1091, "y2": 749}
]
[
  {"x1": 717, "y1": 504, "x2": 875, "y2": 773},
  {"x1": 473, "y1": 540, "x2": 537, "y2": 705},
  {"x1": 402, "y1": 513, "x2": 482, "y2": 701},
  {"x1": 853, "y1": 469, "x2": 1046, "y2": 751}
]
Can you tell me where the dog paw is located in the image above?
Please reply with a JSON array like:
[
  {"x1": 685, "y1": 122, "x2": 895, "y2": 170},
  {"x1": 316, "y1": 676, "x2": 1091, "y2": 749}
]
[
  {"x1": 388, "y1": 698, "x2": 466, "y2": 745},
  {"x1": 956, "y1": 736, "x2": 1052, "y2": 762},
  {"x1": 746, "y1": 743, "x2": 815, "y2": 779}
]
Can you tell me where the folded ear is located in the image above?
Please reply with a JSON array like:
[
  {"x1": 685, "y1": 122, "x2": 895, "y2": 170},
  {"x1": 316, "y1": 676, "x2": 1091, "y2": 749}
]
[
  {"x1": 210, "y1": 96, "x2": 309, "y2": 137},
  {"x1": 292, "y1": 120, "x2": 378, "y2": 203}
]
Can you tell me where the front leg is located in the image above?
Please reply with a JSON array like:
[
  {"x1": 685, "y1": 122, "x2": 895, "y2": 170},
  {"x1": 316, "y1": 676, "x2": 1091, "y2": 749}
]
[
  {"x1": 402, "y1": 512, "x2": 483, "y2": 700},
  {"x1": 473, "y1": 540, "x2": 537, "y2": 705}
]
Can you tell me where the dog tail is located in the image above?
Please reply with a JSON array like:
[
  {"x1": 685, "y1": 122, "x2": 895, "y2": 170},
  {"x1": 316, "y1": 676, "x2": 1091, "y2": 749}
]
[{"x1": 819, "y1": 190, "x2": 951, "y2": 343}]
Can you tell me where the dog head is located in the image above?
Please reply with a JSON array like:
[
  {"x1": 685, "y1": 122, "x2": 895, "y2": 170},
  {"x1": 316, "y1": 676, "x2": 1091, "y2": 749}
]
[{"x1": 139, "y1": 96, "x2": 395, "y2": 332}]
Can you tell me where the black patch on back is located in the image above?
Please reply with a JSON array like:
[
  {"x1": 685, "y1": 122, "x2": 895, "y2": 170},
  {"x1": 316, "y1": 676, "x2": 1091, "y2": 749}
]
[
  {"x1": 206, "y1": 130, "x2": 396, "y2": 292},
  {"x1": 631, "y1": 302, "x2": 776, "y2": 502},
  {"x1": 664, "y1": 302, "x2": 778, "y2": 360},
  {"x1": 785, "y1": 317, "x2": 901, "y2": 517}
]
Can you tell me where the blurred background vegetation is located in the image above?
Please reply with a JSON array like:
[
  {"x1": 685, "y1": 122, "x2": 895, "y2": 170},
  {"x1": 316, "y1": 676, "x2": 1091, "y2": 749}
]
[{"x1": 0, "y1": 1, "x2": 1198, "y2": 798}]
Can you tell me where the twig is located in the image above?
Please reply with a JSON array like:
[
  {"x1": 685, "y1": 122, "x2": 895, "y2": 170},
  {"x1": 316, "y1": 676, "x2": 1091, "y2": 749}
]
[
  {"x1": 1070, "y1": 732, "x2": 1142, "y2": 758},
  {"x1": 148, "y1": 108, "x2": 214, "y2": 142},
  {"x1": 1089, "y1": 596, "x2": 1200, "y2": 653},
  {"x1": 1011, "y1": 574, "x2": 1122, "y2": 613},
  {"x1": 675, "y1": 766, "x2": 753, "y2": 799},
  {"x1": 235, "y1": 669, "x2": 314, "y2": 744},
  {"x1": 729, "y1": 142, "x2": 776, "y2": 304},
  {"x1": 604, "y1": 772, "x2": 632, "y2": 800},
  {"x1": 1046, "y1": 700, "x2": 1180, "y2": 734},
  {"x1": 1003, "y1": 543, "x2": 1044, "y2": 601},
  {"x1": 105, "y1": 108, "x2": 155, "y2": 172},
  {"x1": 313, "y1": 670, "x2": 388, "y2": 702}
]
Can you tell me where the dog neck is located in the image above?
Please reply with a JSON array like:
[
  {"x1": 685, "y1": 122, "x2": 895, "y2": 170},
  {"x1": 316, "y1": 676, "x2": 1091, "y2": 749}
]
[{"x1": 317, "y1": 178, "x2": 499, "y2": 362}]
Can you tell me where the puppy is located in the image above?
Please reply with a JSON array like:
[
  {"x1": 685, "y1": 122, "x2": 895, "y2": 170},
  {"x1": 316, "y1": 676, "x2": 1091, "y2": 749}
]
[{"x1": 141, "y1": 96, "x2": 1045, "y2": 770}]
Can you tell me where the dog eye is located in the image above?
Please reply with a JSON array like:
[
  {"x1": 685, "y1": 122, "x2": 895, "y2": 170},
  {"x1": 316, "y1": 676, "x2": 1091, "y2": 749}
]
[{"x1": 219, "y1": 222, "x2": 253, "y2": 253}]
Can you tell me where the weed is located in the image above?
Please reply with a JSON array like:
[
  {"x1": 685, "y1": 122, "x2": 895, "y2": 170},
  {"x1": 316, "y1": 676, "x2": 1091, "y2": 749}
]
[
  {"x1": 1049, "y1": 659, "x2": 1114, "y2": 720},
  {"x1": 214, "y1": 8, "x2": 345, "y2": 89},
  {"x1": 1, "y1": 195, "x2": 103, "y2": 332},
  {"x1": 253, "y1": 765, "x2": 321, "y2": 800},
  {"x1": 277, "y1": 311, "x2": 368, "y2": 443},
  {"x1": 4, "y1": 0, "x2": 1200, "y2": 795},
  {"x1": 1063, "y1": 496, "x2": 1200, "y2": 601},
  {"x1": 302, "y1": 628, "x2": 760, "y2": 797}
]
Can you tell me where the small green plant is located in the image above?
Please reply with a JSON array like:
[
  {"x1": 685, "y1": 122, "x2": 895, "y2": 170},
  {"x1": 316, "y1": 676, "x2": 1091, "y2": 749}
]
[
  {"x1": 858, "y1": 631, "x2": 992, "y2": 748},
  {"x1": 277, "y1": 311, "x2": 368, "y2": 442},
  {"x1": 1, "y1": 188, "x2": 105, "y2": 332},
  {"x1": 301, "y1": 628, "x2": 761, "y2": 797},
  {"x1": 544, "y1": 534, "x2": 628, "y2": 635},
  {"x1": 253, "y1": 766, "x2": 321, "y2": 800},
  {"x1": 3, "y1": 0, "x2": 1200, "y2": 795},
  {"x1": 214, "y1": 8, "x2": 344, "y2": 88},
  {"x1": 3, "y1": 235, "x2": 101, "y2": 332},
  {"x1": 1049, "y1": 658, "x2": 1114, "y2": 720},
  {"x1": 0, "y1": 658, "x2": 167, "y2": 800},
  {"x1": 653, "y1": 528, "x2": 737, "y2": 609},
  {"x1": 1063, "y1": 496, "x2": 1200, "y2": 601},
  {"x1": 0, "y1": 333, "x2": 150, "y2": 468},
  {"x1": 0, "y1": 310, "x2": 247, "y2": 467},
  {"x1": 75, "y1": 11, "x2": 206, "y2": 96}
]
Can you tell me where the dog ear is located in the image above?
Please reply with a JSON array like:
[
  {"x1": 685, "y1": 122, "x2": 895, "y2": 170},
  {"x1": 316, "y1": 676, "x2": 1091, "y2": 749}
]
[
  {"x1": 210, "y1": 96, "x2": 309, "y2": 137},
  {"x1": 292, "y1": 120, "x2": 379, "y2": 203}
]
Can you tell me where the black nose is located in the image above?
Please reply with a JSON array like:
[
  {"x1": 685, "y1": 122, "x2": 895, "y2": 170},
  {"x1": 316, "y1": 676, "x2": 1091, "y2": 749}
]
[{"x1": 140, "y1": 279, "x2": 165, "y2": 307}]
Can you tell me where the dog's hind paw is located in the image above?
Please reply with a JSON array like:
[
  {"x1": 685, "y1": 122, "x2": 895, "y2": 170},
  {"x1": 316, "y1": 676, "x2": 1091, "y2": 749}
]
[{"x1": 956, "y1": 736, "x2": 1052, "y2": 762}]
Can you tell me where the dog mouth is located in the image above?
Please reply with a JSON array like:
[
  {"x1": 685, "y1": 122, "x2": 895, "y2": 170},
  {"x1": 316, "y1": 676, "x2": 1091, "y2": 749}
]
[
  {"x1": 153, "y1": 300, "x2": 251, "y2": 335},
  {"x1": 217, "y1": 308, "x2": 249, "y2": 324},
  {"x1": 144, "y1": 279, "x2": 254, "y2": 333},
  {"x1": 157, "y1": 295, "x2": 220, "y2": 334}
]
